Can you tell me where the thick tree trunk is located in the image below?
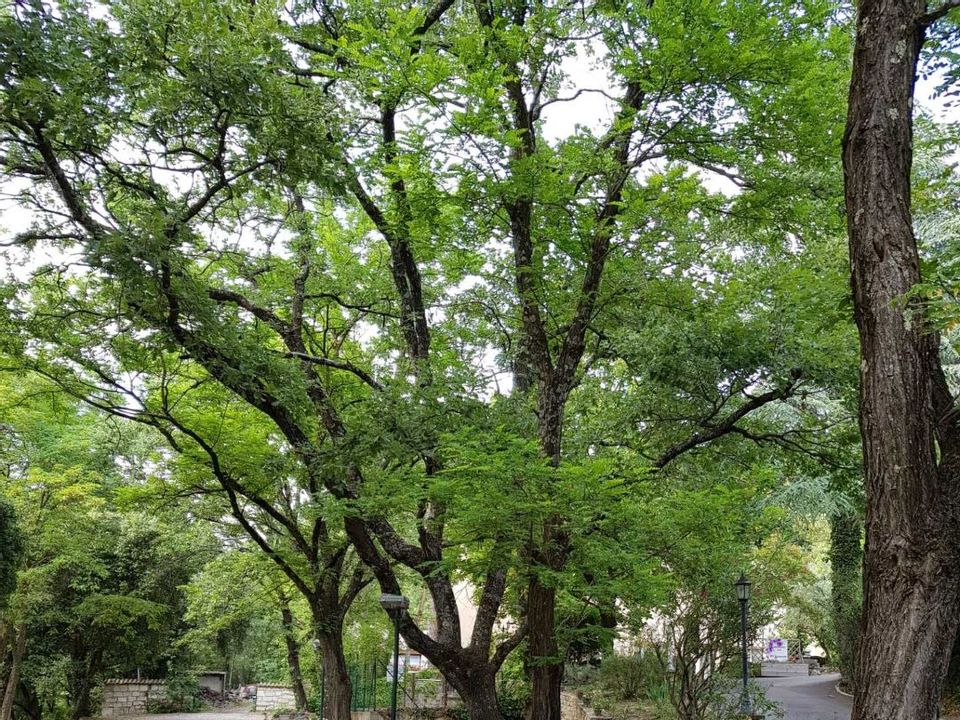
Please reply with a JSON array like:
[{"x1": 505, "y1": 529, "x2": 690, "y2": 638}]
[
  {"x1": 0, "y1": 625, "x2": 25, "y2": 720},
  {"x1": 455, "y1": 668, "x2": 502, "y2": 720},
  {"x1": 844, "y1": 1, "x2": 960, "y2": 717},
  {"x1": 315, "y1": 628, "x2": 351, "y2": 720},
  {"x1": 829, "y1": 508, "x2": 862, "y2": 690},
  {"x1": 526, "y1": 577, "x2": 562, "y2": 720},
  {"x1": 280, "y1": 600, "x2": 308, "y2": 711}
]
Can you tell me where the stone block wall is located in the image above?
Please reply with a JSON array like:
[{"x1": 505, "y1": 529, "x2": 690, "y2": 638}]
[
  {"x1": 101, "y1": 679, "x2": 168, "y2": 717},
  {"x1": 760, "y1": 661, "x2": 811, "y2": 677},
  {"x1": 255, "y1": 685, "x2": 297, "y2": 713}
]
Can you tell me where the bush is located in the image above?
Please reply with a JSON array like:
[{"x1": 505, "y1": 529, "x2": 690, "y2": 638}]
[
  {"x1": 448, "y1": 686, "x2": 526, "y2": 720},
  {"x1": 597, "y1": 654, "x2": 662, "y2": 701},
  {"x1": 147, "y1": 668, "x2": 203, "y2": 713},
  {"x1": 496, "y1": 686, "x2": 526, "y2": 720}
]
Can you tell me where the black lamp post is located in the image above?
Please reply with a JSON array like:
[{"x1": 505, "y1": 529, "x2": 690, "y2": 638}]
[
  {"x1": 379, "y1": 593, "x2": 409, "y2": 720},
  {"x1": 735, "y1": 573, "x2": 752, "y2": 717}
]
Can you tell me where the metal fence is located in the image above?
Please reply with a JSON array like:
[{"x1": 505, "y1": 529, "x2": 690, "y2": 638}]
[{"x1": 342, "y1": 661, "x2": 452, "y2": 711}]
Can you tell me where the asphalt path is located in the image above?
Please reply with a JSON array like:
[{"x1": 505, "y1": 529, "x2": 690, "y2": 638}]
[
  {"x1": 121, "y1": 712, "x2": 263, "y2": 720},
  {"x1": 756, "y1": 673, "x2": 851, "y2": 720}
]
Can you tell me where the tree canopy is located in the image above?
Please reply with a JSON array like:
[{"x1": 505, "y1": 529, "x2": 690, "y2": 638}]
[{"x1": 0, "y1": 0, "x2": 957, "y2": 718}]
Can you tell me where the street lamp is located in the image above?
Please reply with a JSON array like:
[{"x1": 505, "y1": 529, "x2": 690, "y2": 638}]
[
  {"x1": 379, "y1": 593, "x2": 409, "y2": 720},
  {"x1": 735, "y1": 573, "x2": 752, "y2": 717}
]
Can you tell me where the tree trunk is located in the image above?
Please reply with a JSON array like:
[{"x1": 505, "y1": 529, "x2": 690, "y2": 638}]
[
  {"x1": 67, "y1": 645, "x2": 101, "y2": 720},
  {"x1": 0, "y1": 625, "x2": 25, "y2": 720},
  {"x1": 280, "y1": 600, "x2": 308, "y2": 711},
  {"x1": 455, "y1": 668, "x2": 502, "y2": 720},
  {"x1": 69, "y1": 674, "x2": 93, "y2": 720},
  {"x1": 526, "y1": 577, "x2": 562, "y2": 720},
  {"x1": 314, "y1": 628, "x2": 351, "y2": 720},
  {"x1": 829, "y1": 508, "x2": 862, "y2": 690},
  {"x1": 526, "y1": 394, "x2": 566, "y2": 720},
  {"x1": 844, "y1": 0, "x2": 960, "y2": 717}
]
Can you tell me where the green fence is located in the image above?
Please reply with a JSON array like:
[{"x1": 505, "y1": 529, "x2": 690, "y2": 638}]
[
  {"x1": 358, "y1": 661, "x2": 448, "y2": 710},
  {"x1": 315, "y1": 660, "x2": 447, "y2": 712},
  {"x1": 348, "y1": 661, "x2": 389, "y2": 710}
]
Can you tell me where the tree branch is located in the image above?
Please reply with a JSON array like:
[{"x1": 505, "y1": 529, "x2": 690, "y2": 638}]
[
  {"x1": 280, "y1": 351, "x2": 383, "y2": 391},
  {"x1": 652, "y1": 369, "x2": 803, "y2": 469},
  {"x1": 920, "y1": 0, "x2": 960, "y2": 25}
]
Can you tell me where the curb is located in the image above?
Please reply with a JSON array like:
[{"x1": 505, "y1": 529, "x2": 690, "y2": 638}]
[{"x1": 834, "y1": 682, "x2": 853, "y2": 698}]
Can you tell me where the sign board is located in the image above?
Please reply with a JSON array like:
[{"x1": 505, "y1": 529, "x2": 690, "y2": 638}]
[{"x1": 764, "y1": 638, "x2": 789, "y2": 662}]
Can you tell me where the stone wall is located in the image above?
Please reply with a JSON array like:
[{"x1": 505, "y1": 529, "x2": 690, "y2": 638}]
[
  {"x1": 101, "y1": 679, "x2": 167, "y2": 717},
  {"x1": 255, "y1": 685, "x2": 297, "y2": 712},
  {"x1": 760, "y1": 661, "x2": 811, "y2": 677}
]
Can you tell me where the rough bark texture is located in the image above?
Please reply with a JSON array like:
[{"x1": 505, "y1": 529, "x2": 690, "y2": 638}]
[
  {"x1": 829, "y1": 508, "x2": 862, "y2": 690},
  {"x1": 526, "y1": 576, "x2": 562, "y2": 720},
  {"x1": 524, "y1": 395, "x2": 567, "y2": 720},
  {"x1": 844, "y1": 0, "x2": 960, "y2": 717},
  {"x1": 316, "y1": 629, "x2": 351, "y2": 720},
  {"x1": 280, "y1": 600, "x2": 309, "y2": 711},
  {"x1": 457, "y1": 669, "x2": 502, "y2": 720}
]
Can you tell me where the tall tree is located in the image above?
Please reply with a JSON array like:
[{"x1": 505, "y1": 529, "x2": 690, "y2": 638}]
[
  {"x1": 843, "y1": 0, "x2": 960, "y2": 717},
  {"x1": 0, "y1": 1, "x2": 852, "y2": 718}
]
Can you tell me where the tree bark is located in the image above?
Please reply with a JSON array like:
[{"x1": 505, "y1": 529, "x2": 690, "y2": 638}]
[
  {"x1": 314, "y1": 626, "x2": 351, "y2": 720},
  {"x1": 526, "y1": 577, "x2": 562, "y2": 720},
  {"x1": 844, "y1": 0, "x2": 960, "y2": 717},
  {"x1": 525, "y1": 394, "x2": 567, "y2": 720},
  {"x1": 0, "y1": 625, "x2": 25, "y2": 720},
  {"x1": 280, "y1": 599, "x2": 309, "y2": 711},
  {"x1": 456, "y1": 668, "x2": 502, "y2": 720},
  {"x1": 829, "y1": 508, "x2": 862, "y2": 690}
]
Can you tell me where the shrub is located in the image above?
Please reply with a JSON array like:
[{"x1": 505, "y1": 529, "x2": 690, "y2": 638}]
[
  {"x1": 597, "y1": 654, "x2": 661, "y2": 701},
  {"x1": 154, "y1": 668, "x2": 203, "y2": 712}
]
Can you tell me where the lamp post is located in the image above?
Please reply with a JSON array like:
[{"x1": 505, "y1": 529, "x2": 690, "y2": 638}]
[
  {"x1": 379, "y1": 593, "x2": 409, "y2": 720},
  {"x1": 735, "y1": 573, "x2": 752, "y2": 717}
]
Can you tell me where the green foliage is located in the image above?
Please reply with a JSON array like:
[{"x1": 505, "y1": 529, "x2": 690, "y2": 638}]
[
  {"x1": 144, "y1": 668, "x2": 203, "y2": 714},
  {"x1": 0, "y1": 0, "x2": 873, "y2": 715},
  {"x1": 0, "y1": 377, "x2": 217, "y2": 719},
  {"x1": 0, "y1": 497, "x2": 23, "y2": 606},
  {"x1": 830, "y1": 510, "x2": 863, "y2": 686},
  {"x1": 597, "y1": 655, "x2": 662, "y2": 702}
]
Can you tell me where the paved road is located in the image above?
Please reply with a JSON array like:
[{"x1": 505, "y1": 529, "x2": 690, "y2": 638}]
[
  {"x1": 122, "y1": 712, "x2": 263, "y2": 720},
  {"x1": 756, "y1": 673, "x2": 851, "y2": 720}
]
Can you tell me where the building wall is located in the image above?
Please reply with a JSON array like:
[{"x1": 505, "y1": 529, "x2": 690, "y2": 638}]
[
  {"x1": 101, "y1": 680, "x2": 167, "y2": 717},
  {"x1": 198, "y1": 672, "x2": 226, "y2": 695}
]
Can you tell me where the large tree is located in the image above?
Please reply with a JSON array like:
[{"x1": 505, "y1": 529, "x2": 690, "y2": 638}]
[
  {"x1": 843, "y1": 0, "x2": 960, "y2": 717},
  {"x1": 0, "y1": 0, "x2": 853, "y2": 717}
]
